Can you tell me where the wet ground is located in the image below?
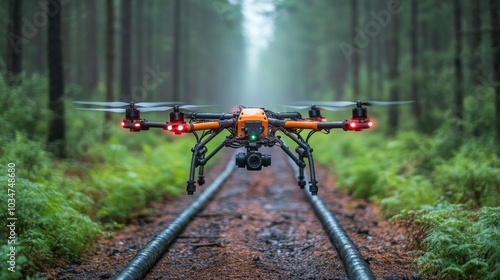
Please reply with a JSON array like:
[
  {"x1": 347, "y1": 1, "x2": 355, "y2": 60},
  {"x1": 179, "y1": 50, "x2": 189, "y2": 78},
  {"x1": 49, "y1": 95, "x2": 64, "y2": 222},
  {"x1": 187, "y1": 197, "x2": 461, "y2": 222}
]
[{"x1": 44, "y1": 148, "x2": 418, "y2": 279}]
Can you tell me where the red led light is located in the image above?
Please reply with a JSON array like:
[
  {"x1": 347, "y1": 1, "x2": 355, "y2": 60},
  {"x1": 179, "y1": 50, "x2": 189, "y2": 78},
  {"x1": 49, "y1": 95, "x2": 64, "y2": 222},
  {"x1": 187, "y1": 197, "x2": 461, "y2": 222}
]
[
  {"x1": 177, "y1": 125, "x2": 184, "y2": 131},
  {"x1": 167, "y1": 125, "x2": 173, "y2": 131},
  {"x1": 121, "y1": 121, "x2": 125, "y2": 127},
  {"x1": 134, "y1": 122, "x2": 141, "y2": 127},
  {"x1": 349, "y1": 122, "x2": 357, "y2": 128},
  {"x1": 368, "y1": 121, "x2": 373, "y2": 127}
]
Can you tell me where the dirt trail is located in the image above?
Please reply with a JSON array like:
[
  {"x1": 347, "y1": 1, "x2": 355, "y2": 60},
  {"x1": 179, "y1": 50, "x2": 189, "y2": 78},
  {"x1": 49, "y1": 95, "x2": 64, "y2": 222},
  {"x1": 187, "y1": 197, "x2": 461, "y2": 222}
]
[{"x1": 44, "y1": 148, "x2": 417, "y2": 279}]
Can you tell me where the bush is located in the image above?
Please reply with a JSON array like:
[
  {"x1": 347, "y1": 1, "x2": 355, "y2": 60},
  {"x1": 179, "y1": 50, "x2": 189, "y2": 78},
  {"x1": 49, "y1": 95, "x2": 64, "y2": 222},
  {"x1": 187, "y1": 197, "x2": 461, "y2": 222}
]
[
  {"x1": 0, "y1": 177, "x2": 101, "y2": 270},
  {"x1": 0, "y1": 74, "x2": 50, "y2": 142},
  {"x1": 0, "y1": 132, "x2": 53, "y2": 182},
  {"x1": 433, "y1": 140, "x2": 499, "y2": 207},
  {"x1": 83, "y1": 137, "x2": 194, "y2": 223},
  {"x1": 311, "y1": 130, "x2": 498, "y2": 216},
  {"x1": 392, "y1": 204, "x2": 500, "y2": 279}
]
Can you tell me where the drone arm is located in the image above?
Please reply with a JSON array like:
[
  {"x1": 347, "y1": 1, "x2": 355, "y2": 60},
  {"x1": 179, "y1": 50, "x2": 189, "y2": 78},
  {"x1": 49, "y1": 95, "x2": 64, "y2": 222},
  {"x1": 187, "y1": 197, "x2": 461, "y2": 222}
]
[
  {"x1": 317, "y1": 121, "x2": 345, "y2": 130},
  {"x1": 275, "y1": 112, "x2": 302, "y2": 119},
  {"x1": 284, "y1": 121, "x2": 319, "y2": 130},
  {"x1": 269, "y1": 118, "x2": 318, "y2": 130},
  {"x1": 141, "y1": 121, "x2": 167, "y2": 128},
  {"x1": 190, "y1": 113, "x2": 235, "y2": 120},
  {"x1": 269, "y1": 118, "x2": 344, "y2": 131},
  {"x1": 187, "y1": 119, "x2": 236, "y2": 132}
]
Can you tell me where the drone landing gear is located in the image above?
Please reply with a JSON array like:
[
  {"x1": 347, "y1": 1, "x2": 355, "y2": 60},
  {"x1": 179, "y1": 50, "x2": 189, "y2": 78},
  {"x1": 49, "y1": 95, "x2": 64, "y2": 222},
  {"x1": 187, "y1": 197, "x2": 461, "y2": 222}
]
[
  {"x1": 279, "y1": 134, "x2": 319, "y2": 195},
  {"x1": 186, "y1": 153, "x2": 206, "y2": 195},
  {"x1": 186, "y1": 131, "x2": 227, "y2": 195},
  {"x1": 186, "y1": 180, "x2": 196, "y2": 195}
]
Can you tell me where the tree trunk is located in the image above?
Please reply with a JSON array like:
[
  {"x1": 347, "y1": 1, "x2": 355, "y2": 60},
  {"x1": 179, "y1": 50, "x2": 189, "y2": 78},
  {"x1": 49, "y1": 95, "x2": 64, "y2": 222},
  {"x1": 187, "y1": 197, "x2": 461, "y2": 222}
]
[
  {"x1": 33, "y1": 18, "x2": 45, "y2": 73},
  {"x1": 410, "y1": 0, "x2": 421, "y2": 130},
  {"x1": 387, "y1": 12, "x2": 400, "y2": 136},
  {"x1": 86, "y1": 0, "x2": 98, "y2": 91},
  {"x1": 374, "y1": 23, "x2": 383, "y2": 97},
  {"x1": 120, "y1": 0, "x2": 132, "y2": 100},
  {"x1": 491, "y1": 0, "x2": 500, "y2": 143},
  {"x1": 6, "y1": 0, "x2": 22, "y2": 85},
  {"x1": 184, "y1": 0, "x2": 192, "y2": 103},
  {"x1": 453, "y1": 0, "x2": 463, "y2": 131},
  {"x1": 172, "y1": 0, "x2": 182, "y2": 101},
  {"x1": 134, "y1": 0, "x2": 144, "y2": 97},
  {"x1": 365, "y1": 0, "x2": 373, "y2": 101},
  {"x1": 48, "y1": 0, "x2": 66, "y2": 158},
  {"x1": 469, "y1": 0, "x2": 482, "y2": 84},
  {"x1": 104, "y1": 0, "x2": 115, "y2": 131},
  {"x1": 76, "y1": 0, "x2": 84, "y2": 87},
  {"x1": 351, "y1": 0, "x2": 359, "y2": 100}
]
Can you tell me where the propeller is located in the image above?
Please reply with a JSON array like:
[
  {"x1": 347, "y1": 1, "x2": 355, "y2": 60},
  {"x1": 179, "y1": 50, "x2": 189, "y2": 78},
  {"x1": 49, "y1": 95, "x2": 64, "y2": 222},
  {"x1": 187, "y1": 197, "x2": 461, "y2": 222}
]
[
  {"x1": 291, "y1": 100, "x2": 414, "y2": 107},
  {"x1": 285, "y1": 105, "x2": 348, "y2": 112},
  {"x1": 74, "y1": 104, "x2": 215, "y2": 113},
  {"x1": 75, "y1": 108, "x2": 127, "y2": 113},
  {"x1": 72, "y1": 101, "x2": 182, "y2": 107}
]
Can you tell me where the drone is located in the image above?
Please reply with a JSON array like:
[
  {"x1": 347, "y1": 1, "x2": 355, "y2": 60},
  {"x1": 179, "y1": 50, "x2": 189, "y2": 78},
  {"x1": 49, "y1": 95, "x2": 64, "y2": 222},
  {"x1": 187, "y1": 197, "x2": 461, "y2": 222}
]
[{"x1": 74, "y1": 100, "x2": 412, "y2": 195}]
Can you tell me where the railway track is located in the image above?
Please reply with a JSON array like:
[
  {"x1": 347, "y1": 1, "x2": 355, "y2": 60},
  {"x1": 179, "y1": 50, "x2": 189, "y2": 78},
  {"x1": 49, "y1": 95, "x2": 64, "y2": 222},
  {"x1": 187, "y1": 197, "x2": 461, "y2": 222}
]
[{"x1": 114, "y1": 149, "x2": 375, "y2": 280}]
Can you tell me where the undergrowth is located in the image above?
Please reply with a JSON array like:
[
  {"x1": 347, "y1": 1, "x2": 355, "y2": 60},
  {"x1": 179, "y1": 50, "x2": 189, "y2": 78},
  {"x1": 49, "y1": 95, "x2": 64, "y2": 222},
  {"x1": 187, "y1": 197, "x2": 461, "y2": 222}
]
[
  {"x1": 392, "y1": 204, "x2": 500, "y2": 279},
  {"x1": 310, "y1": 110, "x2": 499, "y2": 279},
  {"x1": 312, "y1": 131, "x2": 499, "y2": 216},
  {"x1": 0, "y1": 75, "x2": 211, "y2": 278}
]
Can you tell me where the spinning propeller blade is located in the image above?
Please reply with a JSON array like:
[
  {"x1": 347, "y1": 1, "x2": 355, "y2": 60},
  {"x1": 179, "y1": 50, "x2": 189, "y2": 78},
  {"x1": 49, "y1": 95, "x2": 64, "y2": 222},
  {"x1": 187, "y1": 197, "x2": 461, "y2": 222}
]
[
  {"x1": 139, "y1": 106, "x2": 173, "y2": 112},
  {"x1": 179, "y1": 105, "x2": 216, "y2": 111},
  {"x1": 73, "y1": 101, "x2": 181, "y2": 107},
  {"x1": 292, "y1": 100, "x2": 414, "y2": 107},
  {"x1": 361, "y1": 100, "x2": 414, "y2": 106},
  {"x1": 136, "y1": 102, "x2": 181, "y2": 107},
  {"x1": 284, "y1": 105, "x2": 347, "y2": 111},
  {"x1": 75, "y1": 108, "x2": 126, "y2": 113},
  {"x1": 74, "y1": 103, "x2": 215, "y2": 113},
  {"x1": 73, "y1": 101, "x2": 130, "y2": 107}
]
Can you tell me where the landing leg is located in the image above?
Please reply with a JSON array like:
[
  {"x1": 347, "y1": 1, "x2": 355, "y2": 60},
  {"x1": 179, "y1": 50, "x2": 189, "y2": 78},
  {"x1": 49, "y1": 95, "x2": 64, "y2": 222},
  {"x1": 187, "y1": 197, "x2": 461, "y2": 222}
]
[
  {"x1": 186, "y1": 180, "x2": 196, "y2": 195},
  {"x1": 298, "y1": 155, "x2": 306, "y2": 189},
  {"x1": 197, "y1": 152, "x2": 206, "y2": 186}
]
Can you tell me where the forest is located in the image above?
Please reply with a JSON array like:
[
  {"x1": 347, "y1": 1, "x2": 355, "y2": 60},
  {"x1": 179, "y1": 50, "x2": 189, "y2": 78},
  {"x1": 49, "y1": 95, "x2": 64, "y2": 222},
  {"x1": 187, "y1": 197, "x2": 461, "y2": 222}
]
[{"x1": 0, "y1": 0, "x2": 499, "y2": 279}]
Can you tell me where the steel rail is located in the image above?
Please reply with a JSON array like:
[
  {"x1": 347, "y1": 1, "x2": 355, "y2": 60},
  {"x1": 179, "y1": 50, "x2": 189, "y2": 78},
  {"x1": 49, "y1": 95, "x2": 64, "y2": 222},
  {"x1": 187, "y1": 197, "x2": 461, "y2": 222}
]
[
  {"x1": 114, "y1": 155, "x2": 236, "y2": 280},
  {"x1": 287, "y1": 156, "x2": 376, "y2": 280}
]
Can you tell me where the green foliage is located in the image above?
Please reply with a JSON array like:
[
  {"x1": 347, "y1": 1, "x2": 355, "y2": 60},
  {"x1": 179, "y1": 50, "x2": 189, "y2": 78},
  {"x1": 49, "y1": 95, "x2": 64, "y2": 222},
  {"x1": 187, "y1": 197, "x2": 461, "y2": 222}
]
[
  {"x1": 312, "y1": 129, "x2": 498, "y2": 217},
  {"x1": 0, "y1": 176, "x2": 101, "y2": 270},
  {"x1": 392, "y1": 205, "x2": 500, "y2": 279},
  {"x1": 84, "y1": 137, "x2": 192, "y2": 223},
  {"x1": 0, "y1": 70, "x2": 226, "y2": 278},
  {"x1": 312, "y1": 123, "x2": 498, "y2": 279},
  {"x1": 0, "y1": 130, "x2": 198, "y2": 276},
  {"x1": 0, "y1": 244, "x2": 27, "y2": 280},
  {"x1": 0, "y1": 75, "x2": 50, "y2": 142},
  {"x1": 433, "y1": 141, "x2": 499, "y2": 207},
  {"x1": 0, "y1": 132, "x2": 53, "y2": 182}
]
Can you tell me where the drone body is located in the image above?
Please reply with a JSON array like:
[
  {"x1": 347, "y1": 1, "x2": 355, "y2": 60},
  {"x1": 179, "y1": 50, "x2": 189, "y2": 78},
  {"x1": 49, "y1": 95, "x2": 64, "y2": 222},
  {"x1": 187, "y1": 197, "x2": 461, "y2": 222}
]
[{"x1": 75, "y1": 100, "x2": 412, "y2": 195}]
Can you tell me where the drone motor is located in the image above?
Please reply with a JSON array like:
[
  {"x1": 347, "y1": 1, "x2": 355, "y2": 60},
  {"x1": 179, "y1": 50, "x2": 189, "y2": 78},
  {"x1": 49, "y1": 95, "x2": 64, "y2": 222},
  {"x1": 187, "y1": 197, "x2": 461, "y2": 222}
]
[{"x1": 165, "y1": 105, "x2": 188, "y2": 135}]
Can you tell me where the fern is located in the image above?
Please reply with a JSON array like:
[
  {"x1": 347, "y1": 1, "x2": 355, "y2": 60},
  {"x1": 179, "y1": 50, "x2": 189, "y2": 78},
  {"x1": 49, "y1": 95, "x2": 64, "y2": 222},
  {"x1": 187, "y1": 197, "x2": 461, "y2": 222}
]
[{"x1": 393, "y1": 205, "x2": 500, "y2": 279}]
